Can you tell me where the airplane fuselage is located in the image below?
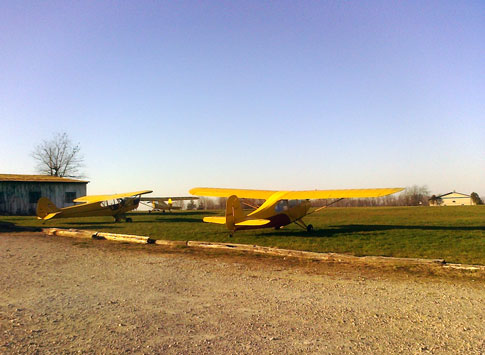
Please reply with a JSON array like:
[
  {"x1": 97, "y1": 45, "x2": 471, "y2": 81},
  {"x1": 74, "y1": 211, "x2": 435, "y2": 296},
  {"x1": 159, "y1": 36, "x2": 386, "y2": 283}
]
[
  {"x1": 236, "y1": 198, "x2": 311, "y2": 231},
  {"x1": 49, "y1": 198, "x2": 140, "y2": 220}
]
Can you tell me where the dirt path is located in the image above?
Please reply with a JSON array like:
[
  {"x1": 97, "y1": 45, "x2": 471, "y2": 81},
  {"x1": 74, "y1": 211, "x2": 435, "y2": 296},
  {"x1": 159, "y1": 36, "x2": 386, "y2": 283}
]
[{"x1": 1, "y1": 232, "x2": 484, "y2": 354}]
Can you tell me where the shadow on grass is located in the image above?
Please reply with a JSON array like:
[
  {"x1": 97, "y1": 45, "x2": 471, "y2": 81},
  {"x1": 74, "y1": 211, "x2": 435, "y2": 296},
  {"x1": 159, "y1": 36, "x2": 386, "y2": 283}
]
[
  {"x1": 257, "y1": 224, "x2": 485, "y2": 238},
  {"x1": 155, "y1": 217, "x2": 202, "y2": 223},
  {"x1": 0, "y1": 221, "x2": 42, "y2": 233},
  {"x1": 130, "y1": 211, "x2": 218, "y2": 217},
  {"x1": 345, "y1": 224, "x2": 485, "y2": 232}
]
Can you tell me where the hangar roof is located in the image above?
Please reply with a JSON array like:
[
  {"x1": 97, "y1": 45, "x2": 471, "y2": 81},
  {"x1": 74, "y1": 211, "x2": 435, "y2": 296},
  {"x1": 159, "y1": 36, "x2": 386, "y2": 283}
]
[
  {"x1": 437, "y1": 191, "x2": 470, "y2": 198},
  {"x1": 0, "y1": 174, "x2": 88, "y2": 183}
]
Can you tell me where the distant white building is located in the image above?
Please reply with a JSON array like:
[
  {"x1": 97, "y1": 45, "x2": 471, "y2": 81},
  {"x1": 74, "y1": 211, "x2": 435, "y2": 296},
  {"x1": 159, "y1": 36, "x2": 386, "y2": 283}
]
[{"x1": 430, "y1": 191, "x2": 475, "y2": 206}]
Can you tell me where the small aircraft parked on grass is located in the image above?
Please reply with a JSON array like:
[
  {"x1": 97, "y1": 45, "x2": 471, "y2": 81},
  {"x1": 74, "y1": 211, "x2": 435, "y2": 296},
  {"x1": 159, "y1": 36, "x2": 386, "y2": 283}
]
[
  {"x1": 190, "y1": 187, "x2": 403, "y2": 235},
  {"x1": 140, "y1": 197, "x2": 199, "y2": 213},
  {"x1": 36, "y1": 190, "x2": 153, "y2": 222}
]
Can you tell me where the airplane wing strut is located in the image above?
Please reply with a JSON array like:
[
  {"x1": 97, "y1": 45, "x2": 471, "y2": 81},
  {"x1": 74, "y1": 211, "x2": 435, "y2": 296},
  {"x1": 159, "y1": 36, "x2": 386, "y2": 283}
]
[{"x1": 306, "y1": 198, "x2": 345, "y2": 216}]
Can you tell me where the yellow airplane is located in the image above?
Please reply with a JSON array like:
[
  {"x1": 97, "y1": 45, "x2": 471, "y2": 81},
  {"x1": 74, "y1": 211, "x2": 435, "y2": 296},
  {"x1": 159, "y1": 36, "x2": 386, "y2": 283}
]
[
  {"x1": 190, "y1": 187, "x2": 403, "y2": 234},
  {"x1": 36, "y1": 190, "x2": 153, "y2": 222},
  {"x1": 140, "y1": 197, "x2": 199, "y2": 213}
]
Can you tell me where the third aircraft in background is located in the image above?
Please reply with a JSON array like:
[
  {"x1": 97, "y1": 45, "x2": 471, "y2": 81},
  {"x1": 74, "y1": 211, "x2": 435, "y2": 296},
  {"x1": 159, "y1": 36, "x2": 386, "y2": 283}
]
[
  {"x1": 190, "y1": 187, "x2": 403, "y2": 235},
  {"x1": 140, "y1": 196, "x2": 199, "y2": 213}
]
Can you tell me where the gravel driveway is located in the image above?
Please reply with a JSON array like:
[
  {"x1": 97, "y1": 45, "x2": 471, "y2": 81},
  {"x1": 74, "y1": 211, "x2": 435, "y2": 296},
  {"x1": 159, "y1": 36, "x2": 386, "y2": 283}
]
[{"x1": 1, "y1": 232, "x2": 484, "y2": 354}]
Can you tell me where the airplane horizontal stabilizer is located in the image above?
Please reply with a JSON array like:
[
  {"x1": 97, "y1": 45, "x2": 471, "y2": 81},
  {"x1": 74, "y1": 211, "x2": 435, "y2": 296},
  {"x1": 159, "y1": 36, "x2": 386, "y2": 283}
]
[
  {"x1": 44, "y1": 212, "x2": 61, "y2": 220},
  {"x1": 203, "y1": 216, "x2": 270, "y2": 227},
  {"x1": 203, "y1": 216, "x2": 227, "y2": 224},
  {"x1": 235, "y1": 219, "x2": 271, "y2": 227}
]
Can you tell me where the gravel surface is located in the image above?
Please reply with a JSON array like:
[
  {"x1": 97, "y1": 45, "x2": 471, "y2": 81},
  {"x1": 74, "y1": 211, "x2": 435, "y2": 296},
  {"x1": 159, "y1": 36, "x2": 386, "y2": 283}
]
[{"x1": 1, "y1": 232, "x2": 484, "y2": 354}]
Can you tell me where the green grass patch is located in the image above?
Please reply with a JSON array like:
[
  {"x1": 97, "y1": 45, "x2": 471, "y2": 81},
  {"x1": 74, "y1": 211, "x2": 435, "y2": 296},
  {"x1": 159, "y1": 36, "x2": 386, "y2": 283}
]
[{"x1": 2, "y1": 206, "x2": 485, "y2": 265}]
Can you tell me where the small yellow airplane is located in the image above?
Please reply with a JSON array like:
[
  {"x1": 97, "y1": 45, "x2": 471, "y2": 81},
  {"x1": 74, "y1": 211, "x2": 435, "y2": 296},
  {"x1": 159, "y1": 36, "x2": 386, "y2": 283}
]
[
  {"x1": 190, "y1": 187, "x2": 403, "y2": 234},
  {"x1": 140, "y1": 196, "x2": 199, "y2": 213},
  {"x1": 36, "y1": 190, "x2": 153, "y2": 222}
]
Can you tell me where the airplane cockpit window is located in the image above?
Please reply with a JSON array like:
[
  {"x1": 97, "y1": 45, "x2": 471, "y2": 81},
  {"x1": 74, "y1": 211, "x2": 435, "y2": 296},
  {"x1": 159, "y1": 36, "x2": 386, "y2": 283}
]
[
  {"x1": 100, "y1": 198, "x2": 124, "y2": 208},
  {"x1": 275, "y1": 200, "x2": 289, "y2": 213},
  {"x1": 288, "y1": 200, "x2": 302, "y2": 208}
]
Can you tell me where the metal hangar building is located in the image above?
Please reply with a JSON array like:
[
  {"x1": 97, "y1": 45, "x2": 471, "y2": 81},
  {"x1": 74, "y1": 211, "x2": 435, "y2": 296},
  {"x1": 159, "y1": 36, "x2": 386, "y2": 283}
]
[{"x1": 0, "y1": 174, "x2": 88, "y2": 215}]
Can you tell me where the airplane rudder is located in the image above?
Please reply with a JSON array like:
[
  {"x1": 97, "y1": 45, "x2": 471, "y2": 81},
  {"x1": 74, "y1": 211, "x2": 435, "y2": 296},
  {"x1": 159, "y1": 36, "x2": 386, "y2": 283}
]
[
  {"x1": 36, "y1": 197, "x2": 59, "y2": 219},
  {"x1": 225, "y1": 195, "x2": 245, "y2": 222}
]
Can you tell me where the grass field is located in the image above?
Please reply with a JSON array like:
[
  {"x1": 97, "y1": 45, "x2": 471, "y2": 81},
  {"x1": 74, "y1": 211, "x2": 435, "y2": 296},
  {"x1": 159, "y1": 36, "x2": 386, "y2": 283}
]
[{"x1": 2, "y1": 206, "x2": 485, "y2": 265}]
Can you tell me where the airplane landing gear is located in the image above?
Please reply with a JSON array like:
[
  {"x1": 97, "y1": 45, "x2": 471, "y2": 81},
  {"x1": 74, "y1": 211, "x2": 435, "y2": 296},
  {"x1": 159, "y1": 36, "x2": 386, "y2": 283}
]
[
  {"x1": 294, "y1": 219, "x2": 314, "y2": 233},
  {"x1": 114, "y1": 214, "x2": 132, "y2": 222}
]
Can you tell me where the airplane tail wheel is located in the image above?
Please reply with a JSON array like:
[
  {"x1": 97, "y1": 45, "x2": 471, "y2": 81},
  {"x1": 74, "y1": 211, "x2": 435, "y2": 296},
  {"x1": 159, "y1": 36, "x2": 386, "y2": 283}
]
[
  {"x1": 126, "y1": 217, "x2": 133, "y2": 223},
  {"x1": 306, "y1": 224, "x2": 314, "y2": 232}
]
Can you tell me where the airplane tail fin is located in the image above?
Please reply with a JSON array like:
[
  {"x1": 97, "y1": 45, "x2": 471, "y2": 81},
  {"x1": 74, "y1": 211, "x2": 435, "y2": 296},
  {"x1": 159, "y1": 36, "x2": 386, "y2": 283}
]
[
  {"x1": 36, "y1": 197, "x2": 60, "y2": 220},
  {"x1": 225, "y1": 195, "x2": 246, "y2": 231}
]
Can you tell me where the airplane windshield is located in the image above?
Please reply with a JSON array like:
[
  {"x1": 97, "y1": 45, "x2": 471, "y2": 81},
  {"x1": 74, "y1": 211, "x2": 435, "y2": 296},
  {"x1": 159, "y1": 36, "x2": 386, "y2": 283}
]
[
  {"x1": 275, "y1": 200, "x2": 288, "y2": 213},
  {"x1": 100, "y1": 198, "x2": 124, "y2": 208},
  {"x1": 288, "y1": 200, "x2": 302, "y2": 208},
  {"x1": 275, "y1": 200, "x2": 303, "y2": 212}
]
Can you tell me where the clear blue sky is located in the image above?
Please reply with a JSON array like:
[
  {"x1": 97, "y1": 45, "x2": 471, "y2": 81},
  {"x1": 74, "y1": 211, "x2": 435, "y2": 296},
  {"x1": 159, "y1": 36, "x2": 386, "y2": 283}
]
[{"x1": 1, "y1": 1, "x2": 484, "y2": 196}]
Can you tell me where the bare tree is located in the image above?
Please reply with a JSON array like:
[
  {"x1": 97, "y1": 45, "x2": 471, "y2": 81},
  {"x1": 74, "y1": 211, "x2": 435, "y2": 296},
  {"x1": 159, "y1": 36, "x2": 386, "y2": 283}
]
[
  {"x1": 470, "y1": 192, "x2": 483, "y2": 205},
  {"x1": 402, "y1": 185, "x2": 430, "y2": 206},
  {"x1": 32, "y1": 132, "x2": 84, "y2": 177},
  {"x1": 186, "y1": 200, "x2": 196, "y2": 210}
]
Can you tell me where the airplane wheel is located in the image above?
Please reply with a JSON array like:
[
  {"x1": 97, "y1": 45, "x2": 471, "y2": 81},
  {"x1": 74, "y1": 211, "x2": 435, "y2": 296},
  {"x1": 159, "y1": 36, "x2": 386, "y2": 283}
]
[
  {"x1": 126, "y1": 217, "x2": 133, "y2": 223},
  {"x1": 306, "y1": 224, "x2": 314, "y2": 232}
]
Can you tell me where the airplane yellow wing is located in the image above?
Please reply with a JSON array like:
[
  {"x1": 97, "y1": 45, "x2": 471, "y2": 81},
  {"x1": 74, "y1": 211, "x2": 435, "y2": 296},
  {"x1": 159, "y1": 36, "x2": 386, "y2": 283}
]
[
  {"x1": 191, "y1": 187, "x2": 403, "y2": 200},
  {"x1": 73, "y1": 190, "x2": 153, "y2": 203},
  {"x1": 190, "y1": 187, "x2": 276, "y2": 200},
  {"x1": 281, "y1": 188, "x2": 404, "y2": 199}
]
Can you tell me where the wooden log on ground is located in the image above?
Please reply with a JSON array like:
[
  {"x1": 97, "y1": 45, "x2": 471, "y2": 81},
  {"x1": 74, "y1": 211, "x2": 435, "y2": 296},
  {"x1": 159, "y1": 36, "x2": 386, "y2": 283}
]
[
  {"x1": 443, "y1": 263, "x2": 485, "y2": 271},
  {"x1": 95, "y1": 232, "x2": 151, "y2": 244},
  {"x1": 43, "y1": 228, "x2": 95, "y2": 239},
  {"x1": 154, "y1": 240, "x2": 188, "y2": 247},
  {"x1": 185, "y1": 240, "x2": 448, "y2": 266},
  {"x1": 40, "y1": 230, "x2": 485, "y2": 271}
]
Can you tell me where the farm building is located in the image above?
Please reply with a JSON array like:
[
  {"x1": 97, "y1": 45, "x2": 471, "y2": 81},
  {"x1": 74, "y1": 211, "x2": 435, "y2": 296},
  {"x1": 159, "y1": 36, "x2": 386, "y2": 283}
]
[
  {"x1": 429, "y1": 191, "x2": 475, "y2": 206},
  {"x1": 0, "y1": 174, "x2": 88, "y2": 215}
]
